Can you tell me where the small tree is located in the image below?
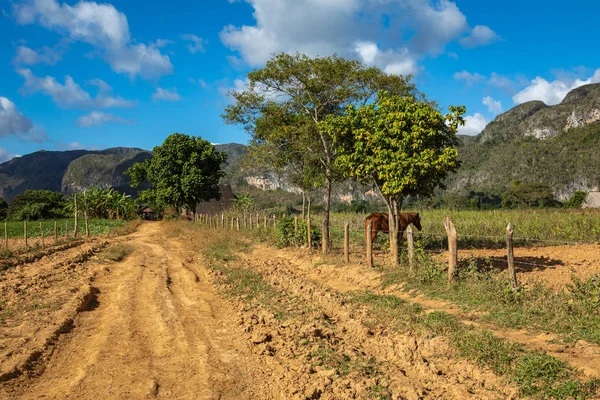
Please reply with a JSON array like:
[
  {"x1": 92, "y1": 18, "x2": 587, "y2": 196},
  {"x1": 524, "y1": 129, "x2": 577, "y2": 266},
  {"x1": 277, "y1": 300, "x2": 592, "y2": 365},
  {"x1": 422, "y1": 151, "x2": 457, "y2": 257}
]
[
  {"x1": 501, "y1": 182, "x2": 557, "y2": 208},
  {"x1": 322, "y1": 92, "x2": 465, "y2": 266},
  {"x1": 127, "y1": 133, "x2": 226, "y2": 216}
]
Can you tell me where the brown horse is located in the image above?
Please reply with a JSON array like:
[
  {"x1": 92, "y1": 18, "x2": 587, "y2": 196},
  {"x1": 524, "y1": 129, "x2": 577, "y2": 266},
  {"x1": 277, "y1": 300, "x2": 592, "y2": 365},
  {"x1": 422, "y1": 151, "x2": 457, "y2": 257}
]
[{"x1": 364, "y1": 212, "x2": 422, "y2": 243}]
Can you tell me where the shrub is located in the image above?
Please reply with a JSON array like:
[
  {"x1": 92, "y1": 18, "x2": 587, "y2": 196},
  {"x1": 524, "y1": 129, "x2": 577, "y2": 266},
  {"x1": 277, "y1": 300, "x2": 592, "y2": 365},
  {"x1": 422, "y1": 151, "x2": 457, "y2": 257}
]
[
  {"x1": 276, "y1": 217, "x2": 321, "y2": 248},
  {"x1": 564, "y1": 191, "x2": 588, "y2": 208}
]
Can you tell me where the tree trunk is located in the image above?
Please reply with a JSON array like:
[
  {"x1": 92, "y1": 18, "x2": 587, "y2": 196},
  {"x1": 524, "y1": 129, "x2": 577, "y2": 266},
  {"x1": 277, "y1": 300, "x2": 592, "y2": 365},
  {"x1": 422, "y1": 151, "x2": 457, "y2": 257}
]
[
  {"x1": 302, "y1": 191, "x2": 306, "y2": 219},
  {"x1": 386, "y1": 196, "x2": 400, "y2": 267},
  {"x1": 307, "y1": 194, "x2": 311, "y2": 220},
  {"x1": 322, "y1": 176, "x2": 332, "y2": 254}
]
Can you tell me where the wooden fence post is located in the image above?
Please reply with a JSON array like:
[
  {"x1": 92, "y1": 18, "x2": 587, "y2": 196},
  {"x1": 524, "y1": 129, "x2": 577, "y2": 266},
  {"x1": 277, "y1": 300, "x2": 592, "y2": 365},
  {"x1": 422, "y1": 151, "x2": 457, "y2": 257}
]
[
  {"x1": 221, "y1": 214, "x2": 224, "y2": 229},
  {"x1": 54, "y1": 221, "x2": 58, "y2": 241},
  {"x1": 84, "y1": 191, "x2": 89, "y2": 237},
  {"x1": 237, "y1": 217, "x2": 240, "y2": 231},
  {"x1": 407, "y1": 225, "x2": 415, "y2": 272},
  {"x1": 307, "y1": 216, "x2": 312, "y2": 250},
  {"x1": 4, "y1": 221, "x2": 8, "y2": 249},
  {"x1": 366, "y1": 220, "x2": 373, "y2": 268},
  {"x1": 264, "y1": 215, "x2": 267, "y2": 230},
  {"x1": 243, "y1": 216, "x2": 247, "y2": 230},
  {"x1": 40, "y1": 221, "x2": 45, "y2": 248},
  {"x1": 273, "y1": 215, "x2": 277, "y2": 231},
  {"x1": 506, "y1": 223, "x2": 519, "y2": 290},
  {"x1": 231, "y1": 216, "x2": 235, "y2": 230},
  {"x1": 24, "y1": 220, "x2": 28, "y2": 248},
  {"x1": 294, "y1": 216, "x2": 298, "y2": 235},
  {"x1": 73, "y1": 194, "x2": 78, "y2": 238},
  {"x1": 344, "y1": 223, "x2": 350, "y2": 264},
  {"x1": 444, "y1": 217, "x2": 458, "y2": 285},
  {"x1": 65, "y1": 220, "x2": 68, "y2": 239}
]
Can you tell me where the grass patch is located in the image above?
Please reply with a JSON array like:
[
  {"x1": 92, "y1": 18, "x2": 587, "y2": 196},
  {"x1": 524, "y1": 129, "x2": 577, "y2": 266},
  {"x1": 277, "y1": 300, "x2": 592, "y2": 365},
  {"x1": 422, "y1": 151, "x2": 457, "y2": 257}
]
[
  {"x1": 99, "y1": 243, "x2": 134, "y2": 261},
  {"x1": 345, "y1": 291, "x2": 599, "y2": 399},
  {"x1": 381, "y1": 253, "x2": 600, "y2": 346}
]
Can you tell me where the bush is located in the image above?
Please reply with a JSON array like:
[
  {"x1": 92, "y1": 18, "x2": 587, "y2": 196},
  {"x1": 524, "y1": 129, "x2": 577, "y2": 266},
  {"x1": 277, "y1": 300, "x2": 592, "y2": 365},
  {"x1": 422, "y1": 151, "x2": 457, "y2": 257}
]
[
  {"x1": 276, "y1": 217, "x2": 321, "y2": 248},
  {"x1": 564, "y1": 191, "x2": 588, "y2": 208},
  {"x1": 501, "y1": 182, "x2": 560, "y2": 208}
]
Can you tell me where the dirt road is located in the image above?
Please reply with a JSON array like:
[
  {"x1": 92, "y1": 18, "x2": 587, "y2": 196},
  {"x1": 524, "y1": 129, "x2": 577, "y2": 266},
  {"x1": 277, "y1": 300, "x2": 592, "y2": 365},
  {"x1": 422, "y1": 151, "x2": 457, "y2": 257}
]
[
  {"x1": 5, "y1": 222, "x2": 571, "y2": 399},
  {"x1": 1, "y1": 223, "x2": 265, "y2": 399}
]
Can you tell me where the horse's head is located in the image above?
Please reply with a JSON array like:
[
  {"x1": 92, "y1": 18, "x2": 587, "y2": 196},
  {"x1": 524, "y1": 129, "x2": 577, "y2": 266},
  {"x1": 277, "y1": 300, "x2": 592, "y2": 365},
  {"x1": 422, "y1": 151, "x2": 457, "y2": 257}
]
[{"x1": 413, "y1": 213, "x2": 422, "y2": 231}]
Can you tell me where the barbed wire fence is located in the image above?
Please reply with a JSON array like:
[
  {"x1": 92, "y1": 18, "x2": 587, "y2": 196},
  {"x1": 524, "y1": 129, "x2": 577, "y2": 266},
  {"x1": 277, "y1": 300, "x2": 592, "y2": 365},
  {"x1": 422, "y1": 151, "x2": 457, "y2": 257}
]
[{"x1": 193, "y1": 211, "x2": 595, "y2": 288}]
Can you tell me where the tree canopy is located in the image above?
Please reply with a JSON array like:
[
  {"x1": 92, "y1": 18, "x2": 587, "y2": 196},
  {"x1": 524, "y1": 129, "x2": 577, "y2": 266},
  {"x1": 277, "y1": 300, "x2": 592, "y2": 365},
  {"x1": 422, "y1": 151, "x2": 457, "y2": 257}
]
[
  {"x1": 127, "y1": 133, "x2": 226, "y2": 212},
  {"x1": 223, "y1": 52, "x2": 420, "y2": 252},
  {"x1": 8, "y1": 190, "x2": 67, "y2": 221},
  {"x1": 321, "y1": 91, "x2": 465, "y2": 264}
]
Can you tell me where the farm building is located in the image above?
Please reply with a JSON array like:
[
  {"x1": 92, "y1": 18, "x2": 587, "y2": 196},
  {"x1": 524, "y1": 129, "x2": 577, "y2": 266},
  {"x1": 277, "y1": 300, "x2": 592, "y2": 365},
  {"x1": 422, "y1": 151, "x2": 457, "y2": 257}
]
[
  {"x1": 194, "y1": 184, "x2": 235, "y2": 214},
  {"x1": 582, "y1": 192, "x2": 600, "y2": 208}
]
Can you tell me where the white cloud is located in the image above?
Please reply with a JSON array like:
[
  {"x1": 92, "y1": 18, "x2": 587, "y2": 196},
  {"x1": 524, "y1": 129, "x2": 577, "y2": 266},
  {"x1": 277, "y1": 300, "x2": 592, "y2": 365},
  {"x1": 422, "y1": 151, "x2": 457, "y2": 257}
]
[
  {"x1": 453, "y1": 70, "x2": 485, "y2": 85},
  {"x1": 0, "y1": 96, "x2": 47, "y2": 142},
  {"x1": 513, "y1": 69, "x2": 600, "y2": 105},
  {"x1": 482, "y1": 96, "x2": 502, "y2": 114},
  {"x1": 14, "y1": 0, "x2": 173, "y2": 80},
  {"x1": 0, "y1": 147, "x2": 18, "y2": 163},
  {"x1": 152, "y1": 87, "x2": 181, "y2": 102},
  {"x1": 459, "y1": 25, "x2": 501, "y2": 48},
  {"x1": 354, "y1": 41, "x2": 419, "y2": 76},
  {"x1": 13, "y1": 45, "x2": 62, "y2": 65},
  {"x1": 180, "y1": 34, "x2": 206, "y2": 53},
  {"x1": 458, "y1": 113, "x2": 488, "y2": 136},
  {"x1": 220, "y1": 0, "x2": 482, "y2": 72},
  {"x1": 17, "y1": 68, "x2": 136, "y2": 109},
  {"x1": 77, "y1": 111, "x2": 130, "y2": 127}
]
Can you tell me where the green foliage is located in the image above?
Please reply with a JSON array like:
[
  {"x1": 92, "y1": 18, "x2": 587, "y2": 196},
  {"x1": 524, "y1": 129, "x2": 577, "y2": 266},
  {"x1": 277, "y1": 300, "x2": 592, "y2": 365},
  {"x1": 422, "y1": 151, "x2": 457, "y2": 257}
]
[
  {"x1": 127, "y1": 133, "x2": 226, "y2": 211},
  {"x1": 275, "y1": 217, "x2": 321, "y2": 248},
  {"x1": 67, "y1": 188, "x2": 136, "y2": 220},
  {"x1": 8, "y1": 190, "x2": 67, "y2": 221},
  {"x1": 502, "y1": 181, "x2": 559, "y2": 208},
  {"x1": 564, "y1": 191, "x2": 588, "y2": 208},
  {"x1": 327, "y1": 92, "x2": 465, "y2": 200},
  {"x1": 0, "y1": 198, "x2": 7, "y2": 220}
]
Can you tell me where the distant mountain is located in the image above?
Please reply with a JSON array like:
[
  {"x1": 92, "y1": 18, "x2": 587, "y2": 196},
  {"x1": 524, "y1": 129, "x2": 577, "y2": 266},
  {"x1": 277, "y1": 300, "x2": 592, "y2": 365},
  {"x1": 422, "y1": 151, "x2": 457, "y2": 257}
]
[
  {"x1": 4, "y1": 82, "x2": 600, "y2": 205},
  {"x1": 0, "y1": 143, "x2": 248, "y2": 202},
  {"x1": 448, "y1": 83, "x2": 600, "y2": 199}
]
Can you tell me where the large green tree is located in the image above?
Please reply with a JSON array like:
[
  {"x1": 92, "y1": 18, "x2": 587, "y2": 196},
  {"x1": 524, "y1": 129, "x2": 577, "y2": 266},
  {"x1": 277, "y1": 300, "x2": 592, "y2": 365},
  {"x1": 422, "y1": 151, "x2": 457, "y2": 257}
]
[
  {"x1": 127, "y1": 133, "x2": 226, "y2": 215},
  {"x1": 223, "y1": 52, "x2": 418, "y2": 252},
  {"x1": 322, "y1": 92, "x2": 465, "y2": 265}
]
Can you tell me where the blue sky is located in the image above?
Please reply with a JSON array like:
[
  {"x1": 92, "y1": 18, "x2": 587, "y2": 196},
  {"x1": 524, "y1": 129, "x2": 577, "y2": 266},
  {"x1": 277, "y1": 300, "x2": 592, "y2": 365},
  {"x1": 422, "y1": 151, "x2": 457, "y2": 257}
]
[{"x1": 1, "y1": 0, "x2": 599, "y2": 162}]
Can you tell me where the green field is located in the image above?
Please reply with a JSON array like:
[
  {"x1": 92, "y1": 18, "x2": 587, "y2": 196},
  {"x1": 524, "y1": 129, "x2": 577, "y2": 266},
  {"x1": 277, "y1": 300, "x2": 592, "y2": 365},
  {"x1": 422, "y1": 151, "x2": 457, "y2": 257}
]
[
  {"x1": 1, "y1": 219, "x2": 127, "y2": 239},
  {"x1": 308, "y1": 208, "x2": 600, "y2": 250}
]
